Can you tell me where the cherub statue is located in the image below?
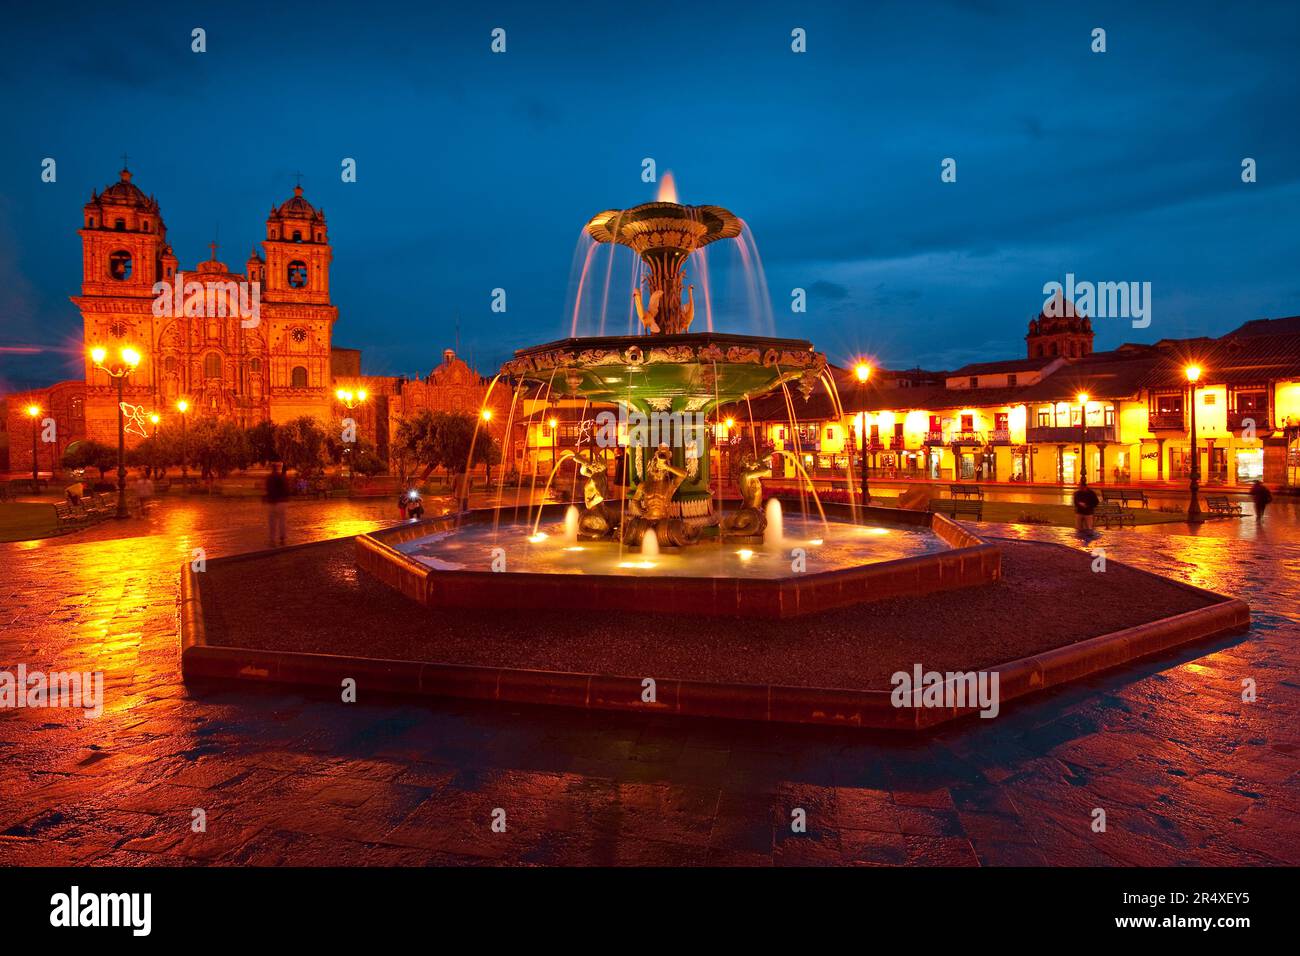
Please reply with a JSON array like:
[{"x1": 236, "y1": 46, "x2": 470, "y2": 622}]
[
  {"x1": 572, "y1": 449, "x2": 618, "y2": 538},
  {"x1": 720, "y1": 450, "x2": 771, "y2": 537},
  {"x1": 623, "y1": 443, "x2": 697, "y2": 546}
]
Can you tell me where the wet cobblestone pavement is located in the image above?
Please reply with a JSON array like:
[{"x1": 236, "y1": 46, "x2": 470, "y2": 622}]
[{"x1": 1, "y1": 497, "x2": 1297, "y2": 866}]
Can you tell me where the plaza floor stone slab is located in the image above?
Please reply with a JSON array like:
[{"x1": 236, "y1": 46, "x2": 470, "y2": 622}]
[{"x1": 1, "y1": 497, "x2": 1297, "y2": 865}]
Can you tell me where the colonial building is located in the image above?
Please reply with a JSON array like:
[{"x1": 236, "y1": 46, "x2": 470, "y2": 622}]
[
  {"x1": 2, "y1": 167, "x2": 494, "y2": 478},
  {"x1": 75, "y1": 168, "x2": 338, "y2": 435},
  {"x1": 728, "y1": 311, "x2": 1300, "y2": 490}
]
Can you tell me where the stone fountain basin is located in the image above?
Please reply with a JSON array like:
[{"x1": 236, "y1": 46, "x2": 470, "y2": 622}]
[{"x1": 355, "y1": 504, "x2": 1001, "y2": 619}]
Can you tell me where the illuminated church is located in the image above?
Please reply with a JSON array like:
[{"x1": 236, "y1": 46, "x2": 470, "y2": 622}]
[
  {"x1": 76, "y1": 167, "x2": 339, "y2": 437},
  {"x1": 3, "y1": 167, "x2": 502, "y2": 477}
]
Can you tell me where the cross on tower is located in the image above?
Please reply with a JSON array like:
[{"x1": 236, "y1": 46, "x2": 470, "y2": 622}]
[
  {"x1": 293, "y1": 170, "x2": 303, "y2": 187},
  {"x1": 121, "y1": 153, "x2": 129, "y2": 170}
]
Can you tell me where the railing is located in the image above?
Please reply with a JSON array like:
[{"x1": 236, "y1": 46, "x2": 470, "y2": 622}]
[
  {"x1": 1227, "y1": 411, "x2": 1271, "y2": 432},
  {"x1": 988, "y1": 429, "x2": 1012, "y2": 444},
  {"x1": 948, "y1": 431, "x2": 984, "y2": 445},
  {"x1": 924, "y1": 431, "x2": 943, "y2": 443},
  {"x1": 1147, "y1": 412, "x2": 1186, "y2": 430},
  {"x1": 1025, "y1": 424, "x2": 1116, "y2": 443}
]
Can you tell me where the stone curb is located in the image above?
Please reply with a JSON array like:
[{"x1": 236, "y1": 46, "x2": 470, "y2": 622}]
[{"x1": 179, "y1": 542, "x2": 1250, "y2": 730}]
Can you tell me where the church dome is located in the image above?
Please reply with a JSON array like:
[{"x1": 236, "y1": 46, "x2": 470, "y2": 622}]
[
  {"x1": 273, "y1": 185, "x2": 324, "y2": 221},
  {"x1": 99, "y1": 168, "x2": 154, "y2": 209}
]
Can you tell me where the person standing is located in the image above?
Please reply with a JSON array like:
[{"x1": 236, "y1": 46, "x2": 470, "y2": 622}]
[
  {"x1": 1073, "y1": 478, "x2": 1099, "y2": 535},
  {"x1": 265, "y1": 463, "x2": 291, "y2": 547},
  {"x1": 1249, "y1": 480, "x2": 1272, "y2": 522}
]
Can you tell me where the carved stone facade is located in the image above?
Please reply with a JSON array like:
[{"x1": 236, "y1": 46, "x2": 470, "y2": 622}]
[{"x1": 73, "y1": 168, "x2": 338, "y2": 443}]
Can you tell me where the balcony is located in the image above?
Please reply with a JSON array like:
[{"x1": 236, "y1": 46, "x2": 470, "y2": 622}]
[
  {"x1": 988, "y1": 429, "x2": 1012, "y2": 444},
  {"x1": 924, "y1": 431, "x2": 943, "y2": 443},
  {"x1": 1026, "y1": 424, "x2": 1116, "y2": 443},
  {"x1": 1147, "y1": 411, "x2": 1185, "y2": 431},
  {"x1": 1227, "y1": 410, "x2": 1271, "y2": 432}
]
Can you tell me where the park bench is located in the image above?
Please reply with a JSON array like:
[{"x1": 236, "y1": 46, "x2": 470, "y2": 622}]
[
  {"x1": 1093, "y1": 503, "x2": 1136, "y2": 528},
  {"x1": 1205, "y1": 495, "x2": 1243, "y2": 518},
  {"x1": 1101, "y1": 488, "x2": 1149, "y2": 508},
  {"x1": 77, "y1": 496, "x2": 109, "y2": 521},
  {"x1": 949, "y1": 484, "x2": 984, "y2": 501},
  {"x1": 53, "y1": 502, "x2": 86, "y2": 531},
  {"x1": 935, "y1": 499, "x2": 983, "y2": 521}
]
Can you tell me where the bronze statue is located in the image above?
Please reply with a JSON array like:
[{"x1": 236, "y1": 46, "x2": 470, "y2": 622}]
[
  {"x1": 721, "y1": 450, "x2": 771, "y2": 537},
  {"x1": 572, "y1": 449, "x2": 618, "y2": 538},
  {"x1": 623, "y1": 443, "x2": 698, "y2": 547}
]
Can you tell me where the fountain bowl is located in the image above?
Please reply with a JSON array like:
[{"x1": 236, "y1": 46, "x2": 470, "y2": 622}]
[{"x1": 356, "y1": 502, "x2": 1000, "y2": 620}]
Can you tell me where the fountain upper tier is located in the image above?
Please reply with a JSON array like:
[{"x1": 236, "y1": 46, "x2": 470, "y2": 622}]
[
  {"x1": 502, "y1": 332, "x2": 827, "y2": 409},
  {"x1": 585, "y1": 201, "x2": 743, "y2": 334}
]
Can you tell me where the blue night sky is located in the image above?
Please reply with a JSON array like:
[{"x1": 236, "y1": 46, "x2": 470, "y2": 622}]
[{"x1": 1, "y1": 0, "x2": 1297, "y2": 391}]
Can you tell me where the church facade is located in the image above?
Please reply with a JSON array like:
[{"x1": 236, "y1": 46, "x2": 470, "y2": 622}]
[
  {"x1": 3, "y1": 167, "x2": 498, "y2": 477},
  {"x1": 76, "y1": 167, "x2": 338, "y2": 437}
]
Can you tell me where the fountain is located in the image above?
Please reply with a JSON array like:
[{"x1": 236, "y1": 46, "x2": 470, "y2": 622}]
[{"x1": 353, "y1": 191, "x2": 993, "y2": 618}]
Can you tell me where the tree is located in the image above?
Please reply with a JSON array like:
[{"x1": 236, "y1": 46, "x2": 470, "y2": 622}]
[
  {"x1": 245, "y1": 420, "x2": 278, "y2": 466},
  {"x1": 127, "y1": 426, "x2": 181, "y2": 477},
  {"x1": 189, "y1": 418, "x2": 252, "y2": 479},
  {"x1": 274, "y1": 416, "x2": 328, "y2": 476},
  {"x1": 349, "y1": 443, "x2": 386, "y2": 478},
  {"x1": 62, "y1": 440, "x2": 117, "y2": 479}
]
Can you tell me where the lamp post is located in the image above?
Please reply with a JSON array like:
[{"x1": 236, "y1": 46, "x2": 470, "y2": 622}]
[
  {"x1": 1076, "y1": 391, "x2": 1089, "y2": 484},
  {"x1": 1186, "y1": 366, "x2": 1203, "y2": 523},
  {"x1": 90, "y1": 345, "x2": 141, "y2": 518},
  {"x1": 480, "y1": 408, "x2": 494, "y2": 487},
  {"x1": 25, "y1": 404, "x2": 41, "y2": 488},
  {"x1": 149, "y1": 412, "x2": 160, "y2": 438},
  {"x1": 854, "y1": 363, "x2": 872, "y2": 508},
  {"x1": 176, "y1": 399, "x2": 189, "y2": 480},
  {"x1": 335, "y1": 387, "x2": 368, "y2": 490}
]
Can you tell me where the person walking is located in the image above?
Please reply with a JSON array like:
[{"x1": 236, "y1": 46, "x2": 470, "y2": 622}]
[
  {"x1": 1073, "y1": 477, "x2": 1099, "y2": 535},
  {"x1": 265, "y1": 463, "x2": 291, "y2": 547},
  {"x1": 1249, "y1": 480, "x2": 1272, "y2": 522}
]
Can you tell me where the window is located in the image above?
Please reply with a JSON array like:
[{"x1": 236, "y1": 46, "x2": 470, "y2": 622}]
[
  {"x1": 1037, "y1": 407, "x2": 1052, "y2": 427},
  {"x1": 1007, "y1": 374, "x2": 1018, "y2": 387},
  {"x1": 108, "y1": 251, "x2": 132, "y2": 280},
  {"x1": 164, "y1": 355, "x2": 178, "y2": 373},
  {"x1": 114, "y1": 218, "x2": 125, "y2": 231},
  {"x1": 88, "y1": 217, "x2": 95, "y2": 228},
  {"x1": 287, "y1": 261, "x2": 308, "y2": 288},
  {"x1": 961, "y1": 414, "x2": 974, "y2": 432},
  {"x1": 969, "y1": 376, "x2": 978, "y2": 388},
  {"x1": 249, "y1": 358, "x2": 261, "y2": 373},
  {"x1": 1155, "y1": 394, "x2": 1184, "y2": 416},
  {"x1": 203, "y1": 353, "x2": 222, "y2": 379},
  {"x1": 1238, "y1": 390, "x2": 1266, "y2": 412},
  {"x1": 292, "y1": 230, "x2": 302, "y2": 242},
  {"x1": 291, "y1": 366, "x2": 308, "y2": 388},
  {"x1": 142, "y1": 220, "x2": 150, "y2": 233},
  {"x1": 894, "y1": 422, "x2": 904, "y2": 445}
]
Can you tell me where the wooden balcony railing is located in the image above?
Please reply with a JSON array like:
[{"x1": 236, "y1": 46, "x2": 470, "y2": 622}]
[
  {"x1": 1227, "y1": 410, "x2": 1271, "y2": 432},
  {"x1": 1026, "y1": 424, "x2": 1116, "y2": 443},
  {"x1": 1147, "y1": 412, "x2": 1186, "y2": 431}
]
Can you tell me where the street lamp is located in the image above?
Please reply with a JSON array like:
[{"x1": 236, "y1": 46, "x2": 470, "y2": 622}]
[
  {"x1": 176, "y1": 399, "x2": 190, "y2": 481},
  {"x1": 854, "y1": 362, "x2": 872, "y2": 508},
  {"x1": 149, "y1": 412, "x2": 160, "y2": 438},
  {"x1": 25, "y1": 404, "x2": 41, "y2": 488},
  {"x1": 90, "y1": 345, "x2": 141, "y2": 518},
  {"x1": 1186, "y1": 365, "x2": 1203, "y2": 523},
  {"x1": 1076, "y1": 391, "x2": 1089, "y2": 484},
  {"x1": 335, "y1": 388, "x2": 368, "y2": 488}
]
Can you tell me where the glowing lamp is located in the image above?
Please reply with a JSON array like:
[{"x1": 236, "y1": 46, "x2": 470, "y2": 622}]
[
  {"x1": 724, "y1": 417, "x2": 735, "y2": 429},
  {"x1": 356, "y1": 389, "x2": 367, "y2": 402},
  {"x1": 90, "y1": 347, "x2": 107, "y2": 364},
  {"x1": 25, "y1": 404, "x2": 41, "y2": 418},
  {"x1": 481, "y1": 409, "x2": 493, "y2": 421},
  {"x1": 1077, "y1": 392, "x2": 1089, "y2": 405},
  {"x1": 854, "y1": 363, "x2": 871, "y2": 383},
  {"x1": 120, "y1": 347, "x2": 141, "y2": 367},
  {"x1": 176, "y1": 399, "x2": 189, "y2": 413},
  {"x1": 548, "y1": 418, "x2": 558, "y2": 430},
  {"x1": 149, "y1": 413, "x2": 160, "y2": 425},
  {"x1": 1185, "y1": 365, "x2": 1202, "y2": 383}
]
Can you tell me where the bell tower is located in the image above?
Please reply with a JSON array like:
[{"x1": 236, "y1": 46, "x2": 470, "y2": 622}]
[
  {"x1": 1026, "y1": 293, "x2": 1094, "y2": 359},
  {"x1": 261, "y1": 185, "x2": 331, "y2": 305}
]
